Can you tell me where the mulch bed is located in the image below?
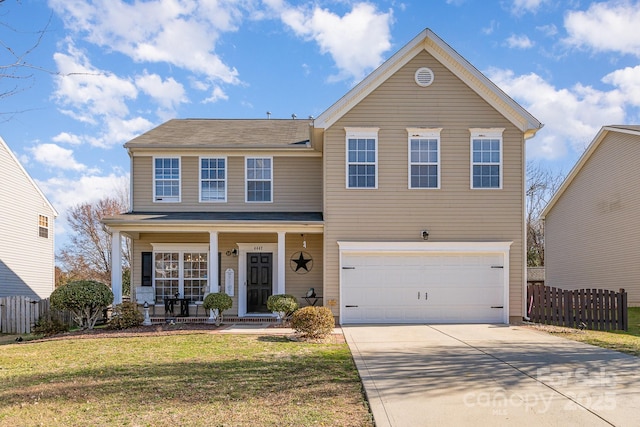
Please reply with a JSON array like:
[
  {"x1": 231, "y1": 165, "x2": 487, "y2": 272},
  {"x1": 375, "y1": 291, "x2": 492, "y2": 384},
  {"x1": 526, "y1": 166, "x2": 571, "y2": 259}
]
[{"x1": 30, "y1": 322, "x2": 346, "y2": 344}]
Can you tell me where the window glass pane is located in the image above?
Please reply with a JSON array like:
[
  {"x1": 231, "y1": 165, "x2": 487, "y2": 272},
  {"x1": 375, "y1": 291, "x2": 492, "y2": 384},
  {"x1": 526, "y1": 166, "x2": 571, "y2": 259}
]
[{"x1": 201, "y1": 157, "x2": 226, "y2": 201}]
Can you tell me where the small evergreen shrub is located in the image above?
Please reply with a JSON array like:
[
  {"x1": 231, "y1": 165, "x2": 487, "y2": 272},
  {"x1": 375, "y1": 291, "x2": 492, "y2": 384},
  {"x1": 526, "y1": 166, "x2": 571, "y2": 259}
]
[
  {"x1": 107, "y1": 301, "x2": 144, "y2": 329},
  {"x1": 291, "y1": 306, "x2": 335, "y2": 339},
  {"x1": 50, "y1": 280, "x2": 113, "y2": 330},
  {"x1": 202, "y1": 293, "x2": 233, "y2": 324},
  {"x1": 32, "y1": 317, "x2": 69, "y2": 336},
  {"x1": 266, "y1": 294, "x2": 299, "y2": 320}
]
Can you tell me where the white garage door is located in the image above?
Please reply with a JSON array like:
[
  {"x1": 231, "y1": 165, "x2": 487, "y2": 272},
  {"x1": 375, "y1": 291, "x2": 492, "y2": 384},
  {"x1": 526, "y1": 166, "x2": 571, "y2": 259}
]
[{"x1": 340, "y1": 243, "x2": 509, "y2": 324}]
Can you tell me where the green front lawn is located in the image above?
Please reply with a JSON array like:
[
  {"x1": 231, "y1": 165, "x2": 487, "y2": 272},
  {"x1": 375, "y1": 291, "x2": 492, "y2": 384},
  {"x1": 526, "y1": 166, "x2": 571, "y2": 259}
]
[
  {"x1": 541, "y1": 307, "x2": 640, "y2": 356},
  {"x1": 0, "y1": 333, "x2": 373, "y2": 426}
]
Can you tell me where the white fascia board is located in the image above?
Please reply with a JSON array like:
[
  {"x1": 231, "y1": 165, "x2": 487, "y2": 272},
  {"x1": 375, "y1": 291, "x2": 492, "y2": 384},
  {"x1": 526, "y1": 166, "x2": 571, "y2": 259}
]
[{"x1": 337, "y1": 241, "x2": 513, "y2": 254}]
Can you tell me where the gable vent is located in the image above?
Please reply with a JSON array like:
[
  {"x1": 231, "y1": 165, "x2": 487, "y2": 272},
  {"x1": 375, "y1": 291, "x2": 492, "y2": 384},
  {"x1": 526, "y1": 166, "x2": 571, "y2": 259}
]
[{"x1": 415, "y1": 67, "x2": 434, "y2": 87}]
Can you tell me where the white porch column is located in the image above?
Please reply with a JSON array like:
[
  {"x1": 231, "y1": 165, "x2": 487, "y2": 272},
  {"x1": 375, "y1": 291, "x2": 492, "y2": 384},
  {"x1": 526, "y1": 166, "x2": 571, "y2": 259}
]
[
  {"x1": 277, "y1": 231, "x2": 286, "y2": 295},
  {"x1": 111, "y1": 230, "x2": 123, "y2": 305},
  {"x1": 209, "y1": 231, "x2": 219, "y2": 293}
]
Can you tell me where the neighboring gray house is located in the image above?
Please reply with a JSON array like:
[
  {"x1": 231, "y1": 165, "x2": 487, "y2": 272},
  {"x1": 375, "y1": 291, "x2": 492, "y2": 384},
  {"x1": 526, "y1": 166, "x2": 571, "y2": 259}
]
[
  {"x1": 0, "y1": 136, "x2": 58, "y2": 298},
  {"x1": 542, "y1": 125, "x2": 640, "y2": 306}
]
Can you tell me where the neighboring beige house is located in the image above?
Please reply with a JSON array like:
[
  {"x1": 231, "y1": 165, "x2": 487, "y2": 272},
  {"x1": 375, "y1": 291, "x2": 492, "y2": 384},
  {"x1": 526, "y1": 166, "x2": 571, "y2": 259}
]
[
  {"x1": 542, "y1": 125, "x2": 640, "y2": 306},
  {"x1": 0, "y1": 137, "x2": 58, "y2": 298},
  {"x1": 103, "y1": 28, "x2": 542, "y2": 324}
]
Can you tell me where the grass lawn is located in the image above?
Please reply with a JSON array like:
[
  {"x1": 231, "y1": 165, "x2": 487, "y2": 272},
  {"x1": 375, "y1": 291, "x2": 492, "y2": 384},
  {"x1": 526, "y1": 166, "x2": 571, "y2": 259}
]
[
  {"x1": 536, "y1": 307, "x2": 640, "y2": 357},
  {"x1": 0, "y1": 332, "x2": 373, "y2": 427}
]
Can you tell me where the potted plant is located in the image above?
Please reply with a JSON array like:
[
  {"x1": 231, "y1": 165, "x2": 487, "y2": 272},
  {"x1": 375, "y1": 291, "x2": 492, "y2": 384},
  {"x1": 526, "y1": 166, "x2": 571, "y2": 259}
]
[{"x1": 202, "y1": 293, "x2": 233, "y2": 325}]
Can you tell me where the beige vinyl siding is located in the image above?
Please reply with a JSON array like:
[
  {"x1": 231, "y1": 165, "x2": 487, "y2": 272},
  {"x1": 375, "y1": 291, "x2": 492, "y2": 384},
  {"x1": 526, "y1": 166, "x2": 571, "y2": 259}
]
[
  {"x1": 132, "y1": 232, "x2": 323, "y2": 315},
  {"x1": 0, "y1": 142, "x2": 56, "y2": 298},
  {"x1": 323, "y1": 51, "x2": 525, "y2": 319},
  {"x1": 132, "y1": 156, "x2": 322, "y2": 212},
  {"x1": 545, "y1": 132, "x2": 640, "y2": 305}
]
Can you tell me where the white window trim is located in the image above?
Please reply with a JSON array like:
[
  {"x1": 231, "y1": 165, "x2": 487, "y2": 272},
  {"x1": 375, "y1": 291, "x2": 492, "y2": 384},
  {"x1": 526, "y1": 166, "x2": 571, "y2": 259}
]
[
  {"x1": 153, "y1": 156, "x2": 181, "y2": 203},
  {"x1": 469, "y1": 128, "x2": 504, "y2": 190},
  {"x1": 38, "y1": 214, "x2": 49, "y2": 239},
  {"x1": 245, "y1": 156, "x2": 273, "y2": 203},
  {"x1": 199, "y1": 156, "x2": 227, "y2": 203},
  {"x1": 407, "y1": 128, "x2": 442, "y2": 190},
  {"x1": 345, "y1": 127, "x2": 379, "y2": 190},
  {"x1": 150, "y1": 243, "x2": 210, "y2": 303}
]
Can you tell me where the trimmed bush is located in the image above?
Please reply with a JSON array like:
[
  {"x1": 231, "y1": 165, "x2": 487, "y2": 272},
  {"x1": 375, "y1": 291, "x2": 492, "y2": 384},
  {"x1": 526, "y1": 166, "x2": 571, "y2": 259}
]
[
  {"x1": 50, "y1": 280, "x2": 113, "y2": 330},
  {"x1": 32, "y1": 317, "x2": 69, "y2": 336},
  {"x1": 202, "y1": 293, "x2": 233, "y2": 324},
  {"x1": 266, "y1": 294, "x2": 299, "y2": 321},
  {"x1": 107, "y1": 301, "x2": 144, "y2": 330},
  {"x1": 291, "y1": 306, "x2": 335, "y2": 339}
]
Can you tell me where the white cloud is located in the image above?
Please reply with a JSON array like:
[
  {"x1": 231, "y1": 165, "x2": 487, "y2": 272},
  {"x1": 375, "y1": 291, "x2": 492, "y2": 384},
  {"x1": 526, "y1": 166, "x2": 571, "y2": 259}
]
[
  {"x1": 482, "y1": 20, "x2": 499, "y2": 35},
  {"x1": 36, "y1": 172, "x2": 130, "y2": 240},
  {"x1": 506, "y1": 34, "x2": 534, "y2": 49},
  {"x1": 488, "y1": 68, "x2": 626, "y2": 160},
  {"x1": 53, "y1": 39, "x2": 138, "y2": 124},
  {"x1": 49, "y1": 0, "x2": 241, "y2": 84},
  {"x1": 602, "y1": 65, "x2": 640, "y2": 107},
  {"x1": 202, "y1": 86, "x2": 229, "y2": 104},
  {"x1": 135, "y1": 71, "x2": 188, "y2": 110},
  {"x1": 52, "y1": 132, "x2": 82, "y2": 145},
  {"x1": 85, "y1": 116, "x2": 155, "y2": 148},
  {"x1": 270, "y1": 2, "x2": 393, "y2": 82},
  {"x1": 511, "y1": 0, "x2": 549, "y2": 16},
  {"x1": 536, "y1": 24, "x2": 557, "y2": 37},
  {"x1": 29, "y1": 143, "x2": 87, "y2": 172},
  {"x1": 564, "y1": 1, "x2": 640, "y2": 56}
]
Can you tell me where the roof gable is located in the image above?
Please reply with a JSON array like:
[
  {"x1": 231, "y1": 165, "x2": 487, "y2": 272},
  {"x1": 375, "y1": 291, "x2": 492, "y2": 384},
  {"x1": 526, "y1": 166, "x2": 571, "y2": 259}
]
[
  {"x1": 0, "y1": 136, "x2": 58, "y2": 217},
  {"x1": 541, "y1": 125, "x2": 640, "y2": 219},
  {"x1": 314, "y1": 28, "x2": 542, "y2": 138}
]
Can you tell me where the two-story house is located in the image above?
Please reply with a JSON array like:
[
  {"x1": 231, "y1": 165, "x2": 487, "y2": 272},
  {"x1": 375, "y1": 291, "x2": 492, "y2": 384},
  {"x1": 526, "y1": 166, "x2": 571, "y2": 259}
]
[
  {"x1": 103, "y1": 28, "x2": 542, "y2": 324},
  {"x1": 0, "y1": 136, "x2": 58, "y2": 299}
]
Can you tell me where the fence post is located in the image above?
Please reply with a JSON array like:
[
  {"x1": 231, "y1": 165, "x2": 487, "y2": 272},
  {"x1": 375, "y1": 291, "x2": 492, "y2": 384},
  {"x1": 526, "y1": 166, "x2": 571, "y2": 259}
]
[{"x1": 619, "y1": 289, "x2": 628, "y2": 331}]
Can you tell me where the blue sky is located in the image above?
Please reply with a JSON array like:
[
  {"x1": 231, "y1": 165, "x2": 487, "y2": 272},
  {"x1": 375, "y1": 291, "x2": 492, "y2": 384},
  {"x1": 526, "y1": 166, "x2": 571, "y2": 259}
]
[{"x1": 2, "y1": 0, "x2": 640, "y2": 248}]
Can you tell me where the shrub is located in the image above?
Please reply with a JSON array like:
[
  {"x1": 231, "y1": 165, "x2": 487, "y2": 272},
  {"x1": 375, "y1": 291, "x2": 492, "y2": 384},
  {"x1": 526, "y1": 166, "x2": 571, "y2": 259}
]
[
  {"x1": 32, "y1": 317, "x2": 69, "y2": 336},
  {"x1": 107, "y1": 301, "x2": 144, "y2": 329},
  {"x1": 202, "y1": 293, "x2": 233, "y2": 324},
  {"x1": 50, "y1": 280, "x2": 113, "y2": 330},
  {"x1": 291, "y1": 306, "x2": 335, "y2": 339},
  {"x1": 266, "y1": 294, "x2": 299, "y2": 321}
]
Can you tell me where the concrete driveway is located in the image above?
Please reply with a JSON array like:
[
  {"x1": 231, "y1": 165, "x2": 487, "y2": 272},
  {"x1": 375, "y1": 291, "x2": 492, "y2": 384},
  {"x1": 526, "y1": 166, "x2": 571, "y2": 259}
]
[{"x1": 343, "y1": 324, "x2": 640, "y2": 427}]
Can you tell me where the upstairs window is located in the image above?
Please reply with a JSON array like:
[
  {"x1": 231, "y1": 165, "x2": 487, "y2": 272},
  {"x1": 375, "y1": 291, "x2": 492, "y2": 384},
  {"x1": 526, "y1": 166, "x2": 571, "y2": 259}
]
[
  {"x1": 38, "y1": 215, "x2": 49, "y2": 238},
  {"x1": 470, "y1": 129, "x2": 503, "y2": 189},
  {"x1": 246, "y1": 157, "x2": 272, "y2": 202},
  {"x1": 346, "y1": 128, "x2": 378, "y2": 189},
  {"x1": 200, "y1": 157, "x2": 226, "y2": 202},
  {"x1": 408, "y1": 128, "x2": 441, "y2": 189},
  {"x1": 154, "y1": 157, "x2": 180, "y2": 202}
]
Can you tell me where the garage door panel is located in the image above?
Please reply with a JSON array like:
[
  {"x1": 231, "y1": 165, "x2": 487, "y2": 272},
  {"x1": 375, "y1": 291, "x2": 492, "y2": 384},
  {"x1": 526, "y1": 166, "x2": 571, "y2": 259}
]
[{"x1": 341, "y1": 250, "x2": 506, "y2": 324}]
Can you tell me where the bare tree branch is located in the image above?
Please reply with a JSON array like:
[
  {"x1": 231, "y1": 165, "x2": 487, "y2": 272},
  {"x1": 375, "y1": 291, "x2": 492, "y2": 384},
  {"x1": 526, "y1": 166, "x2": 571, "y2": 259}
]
[{"x1": 526, "y1": 162, "x2": 564, "y2": 266}]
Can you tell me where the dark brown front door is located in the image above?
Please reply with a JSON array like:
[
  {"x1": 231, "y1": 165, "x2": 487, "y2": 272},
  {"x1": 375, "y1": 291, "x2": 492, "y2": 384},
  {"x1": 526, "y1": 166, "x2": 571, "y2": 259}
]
[{"x1": 247, "y1": 252, "x2": 272, "y2": 312}]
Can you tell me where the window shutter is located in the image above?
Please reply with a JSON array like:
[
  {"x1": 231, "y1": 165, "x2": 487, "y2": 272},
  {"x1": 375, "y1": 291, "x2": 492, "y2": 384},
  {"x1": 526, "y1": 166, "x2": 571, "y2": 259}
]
[{"x1": 142, "y1": 252, "x2": 152, "y2": 286}]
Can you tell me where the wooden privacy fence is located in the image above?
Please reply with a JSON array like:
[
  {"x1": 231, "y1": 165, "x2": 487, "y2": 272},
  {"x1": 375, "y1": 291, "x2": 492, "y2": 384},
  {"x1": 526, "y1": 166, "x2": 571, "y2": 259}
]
[
  {"x1": 0, "y1": 296, "x2": 73, "y2": 334},
  {"x1": 527, "y1": 284, "x2": 628, "y2": 331}
]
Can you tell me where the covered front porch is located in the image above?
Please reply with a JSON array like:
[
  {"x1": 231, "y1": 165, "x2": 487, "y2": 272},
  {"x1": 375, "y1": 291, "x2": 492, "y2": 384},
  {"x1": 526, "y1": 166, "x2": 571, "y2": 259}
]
[{"x1": 103, "y1": 212, "x2": 324, "y2": 318}]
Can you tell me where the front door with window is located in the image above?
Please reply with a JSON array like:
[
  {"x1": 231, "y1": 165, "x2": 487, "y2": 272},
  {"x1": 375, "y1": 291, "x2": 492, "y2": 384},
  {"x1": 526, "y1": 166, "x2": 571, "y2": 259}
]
[{"x1": 246, "y1": 252, "x2": 272, "y2": 312}]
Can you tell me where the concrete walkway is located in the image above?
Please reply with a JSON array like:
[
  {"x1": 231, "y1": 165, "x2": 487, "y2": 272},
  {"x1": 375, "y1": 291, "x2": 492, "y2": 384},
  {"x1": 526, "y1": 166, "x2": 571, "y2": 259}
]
[{"x1": 343, "y1": 324, "x2": 640, "y2": 427}]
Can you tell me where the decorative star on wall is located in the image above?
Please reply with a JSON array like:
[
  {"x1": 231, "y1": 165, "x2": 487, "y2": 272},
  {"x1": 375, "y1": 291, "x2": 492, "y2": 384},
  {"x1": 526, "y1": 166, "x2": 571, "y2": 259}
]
[{"x1": 290, "y1": 251, "x2": 313, "y2": 274}]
